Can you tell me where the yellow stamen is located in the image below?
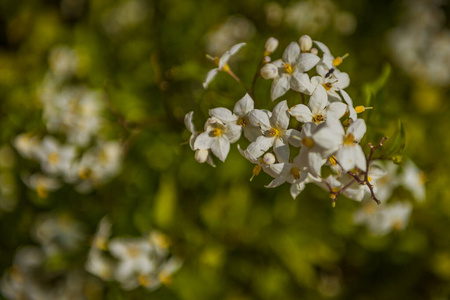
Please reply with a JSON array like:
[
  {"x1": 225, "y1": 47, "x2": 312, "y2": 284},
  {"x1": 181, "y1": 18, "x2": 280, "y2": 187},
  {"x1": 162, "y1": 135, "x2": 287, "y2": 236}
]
[
  {"x1": 323, "y1": 82, "x2": 333, "y2": 91},
  {"x1": 138, "y1": 274, "x2": 152, "y2": 286},
  {"x1": 213, "y1": 57, "x2": 220, "y2": 66},
  {"x1": 329, "y1": 156, "x2": 338, "y2": 166},
  {"x1": 250, "y1": 165, "x2": 262, "y2": 181},
  {"x1": 355, "y1": 106, "x2": 373, "y2": 113},
  {"x1": 78, "y1": 167, "x2": 92, "y2": 180},
  {"x1": 126, "y1": 246, "x2": 140, "y2": 258},
  {"x1": 48, "y1": 152, "x2": 59, "y2": 165},
  {"x1": 37, "y1": 183, "x2": 48, "y2": 199},
  {"x1": 343, "y1": 133, "x2": 355, "y2": 145},
  {"x1": 283, "y1": 63, "x2": 294, "y2": 74},
  {"x1": 237, "y1": 117, "x2": 247, "y2": 127},
  {"x1": 332, "y1": 53, "x2": 349, "y2": 67},
  {"x1": 368, "y1": 176, "x2": 372, "y2": 182},
  {"x1": 312, "y1": 114, "x2": 325, "y2": 123},
  {"x1": 95, "y1": 237, "x2": 108, "y2": 250},
  {"x1": 392, "y1": 220, "x2": 403, "y2": 231},
  {"x1": 211, "y1": 128, "x2": 222, "y2": 137},
  {"x1": 301, "y1": 137, "x2": 315, "y2": 148},
  {"x1": 269, "y1": 128, "x2": 280, "y2": 137},
  {"x1": 159, "y1": 272, "x2": 173, "y2": 285},
  {"x1": 222, "y1": 64, "x2": 230, "y2": 72},
  {"x1": 291, "y1": 167, "x2": 300, "y2": 180}
]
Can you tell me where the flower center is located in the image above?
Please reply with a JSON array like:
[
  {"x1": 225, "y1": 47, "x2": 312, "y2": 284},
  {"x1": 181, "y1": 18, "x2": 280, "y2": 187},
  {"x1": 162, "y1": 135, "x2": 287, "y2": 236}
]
[
  {"x1": 237, "y1": 117, "x2": 247, "y2": 127},
  {"x1": 211, "y1": 128, "x2": 223, "y2": 137},
  {"x1": 48, "y1": 152, "x2": 59, "y2": 165},
  {"x1": 291, "y1": 167, "x2": 300, "y2": 180},
  {"x1": 312, "y1": 114, "x2": 325, "y2": 123},
  {"x1": 343, "y1": 133, "x2": 355, "y2": 145},
  {"x1": 323, "y1": 82, "x2": 333, "y2": 91},
  {"x1": 283, "y1": 63, "x2": 294, "y2": 74},
  {"x1": 269, "y1": 128, "x2": 280, "y2": 137},
  {"x1": 301, "y1": 137, "x2": 315, "y2": 148},
  {"x1": 138, "y1": 274, "x2": 152, "y2": 286},
  {"x1": 37, "y1": 183, "x2": 48, "y2": 199}
]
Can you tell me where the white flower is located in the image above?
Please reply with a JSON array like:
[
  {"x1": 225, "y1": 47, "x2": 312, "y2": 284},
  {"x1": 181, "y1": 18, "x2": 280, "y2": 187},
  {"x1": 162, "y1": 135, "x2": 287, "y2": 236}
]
[
  {"x1": 269, "y1": 42, "x2": 320, "y2": 100},
  {"x1": 265, "y1": 153, "x2": 309, "y2": 188},
  {"x1": 209, "y1": 93, "x2": 260, "y2": 142},
  {"x1": 109, "y1": 237, "x2": 155, "y2": 290},
  {"x1": 354, "y1": 201, "x2": 412, "y2": 236},
  {"x1": 401, "y1": 160, "x2": 426, "y2": 202},
  {"x1": 295, "y1": 122, "x2": 328, "y2": 177},
  {"x1": 23, "y1": 173, "x2": 61, "y2": 199},
  {"x1": 288, "y1": 85, "x2": 347, "y2": 124},
  {"x1": 203, "y1": 43, "x2": 246, "y2": 89},
  {"x1": 35, "y1": 136, "x2": 76, "y2": 176},
  {"x1": 184, "y1": 111, "x2": 215, "y2": 167},
  {"x1": 193, "y1": 118, "x2": 241, "y2": 162},
  {"x1": 313, "y1": 117, "x2": 367, "y2": 172},
  {"x1": 245, "y1": 100, "x2": 301, "y2": 162},
  {"x1": 13, "y1": 133, "x2": 40, "y2": 159}
]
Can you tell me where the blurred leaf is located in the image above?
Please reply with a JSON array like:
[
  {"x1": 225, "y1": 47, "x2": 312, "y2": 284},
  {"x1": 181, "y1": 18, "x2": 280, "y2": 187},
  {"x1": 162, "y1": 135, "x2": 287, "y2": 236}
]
[
  {"x1": 153, "y1": 173, "x2": 177, "y2": 229},
  {"x1": 363, "y1": 63, "x2": 391, "y2": 107}
]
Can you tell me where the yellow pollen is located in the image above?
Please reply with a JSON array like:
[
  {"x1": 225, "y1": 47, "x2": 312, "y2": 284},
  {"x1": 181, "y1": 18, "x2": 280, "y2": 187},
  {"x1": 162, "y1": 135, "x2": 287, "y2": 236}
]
[
  {"x1": 36, "y1": 183, "x2": 49, "y2": 199},
  {"x1": 283, "y1": 63, "x2": 294, "y2": 74},
  {"x1": 355, "y1": 106, "x2": 365, "y2": 113},
  {"x1": 323, "y1": 82, "x2": 333, "y2": 91},
  {"x1": 78, "y1": 167, "x2": 92, "y2": 180},
  {"x1": 250, "y1": 165, "x2": 262, "y2": 181},
  {"x1": 332, "y1": 53, "x2": 349, "y2": 67},
  {"x1": 159, "y1": 272, "x2": 173, "y2": 285},
  {"x1": 329, "y1": 156, "x2": 338, "y2": 166},
  {"x1": 312, "y1": 114, "x2": 325, "y2": 123},
  {"x1": 48, "y1": 152, "x2": 59, "y2": 164},
  {"x1": 237, "y1": 117, "x2": 247, "y2": 127},
  {"x1": 368, "y1": 176, "x2": 372, "y2": 182},
  {"x1": 126, "y1": 246, "x2": 140, "y2": 258},
  {"x1": 138, "y1": 274, "x2": 152, "y2": 286},
  {"x1": 392, "y1": 220, "x2": 403, "y2": 231},
  {"x1": 222, "y1": 64, "x2": 230, "y2": 72},
  {"x1": 211, "y1": 128, "x2": 222, "y2": 137},
  {"x1": 291, "y1": 167, "x2": 300, "y2": 180},
  {"x1": 302, "y1": 137, "x2": 315, "y2": 148},
  {"x1": 94, "y1": 237, "x2": 108, "y2": 250},
  {"x1": 269, "y1": 128, "x2": 280, "y2": 137},
  {"x1": 344, "y1": 133, "x2": 355, "y2": 145}
]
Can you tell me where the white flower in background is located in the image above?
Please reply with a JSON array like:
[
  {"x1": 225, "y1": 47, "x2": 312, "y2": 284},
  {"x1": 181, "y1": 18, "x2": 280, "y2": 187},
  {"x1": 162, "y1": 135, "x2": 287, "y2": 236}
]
[
  {"x1": 268, "y1": 42, "x2": 320, "y2": 100},
  {"x1": 48, "y1": 46, "x2": 79, "y2": 80},
  {"x1": 206, "y1": 16, "x2": 255, "y2": 56},
  {"x1": 314, "y1": 117, "x2": 367, "y2": 171},
  {"x1": 13, "y1": 133, "x2": 40, "y2": 159},
  {"x1": 102, "y1": 0, "x2": 150, "y2": 38},
  {"x1": 401, "y1": 160, "x2": 426, "y2": 202},
  {"x1": 209, "y1": 93, "x2": 260, "y2": 142},
  {"x1": 35, "y1": 136, "x2": 76, "y2": 176},
  {"x1": 86, "y1": 217, "x2": 115, "y2": 281},
  {"x1": 354, "y1": 201, "x2": 413, "y2": 236},
  {"x1": 109, "y1": 237, "x2": 155, "y2": 290},
  {"x1": 288, "y1": 84, "x2": 347, "y2": 124},
  {"x1": 245, "y1": 100, "x2": 302, "y2": 162},
  {"x1": 203, "y1": 43, "x2": 246, "y2": 89},
  {"x1": 23, "y1": 173, "x2": 61, "y2": 199},
  {"x1": 368, "y1": 160, "x2": 400, "y2": 202},
  {"x1": 193, "y1": 118, "x2": 241, "y2": 162}
]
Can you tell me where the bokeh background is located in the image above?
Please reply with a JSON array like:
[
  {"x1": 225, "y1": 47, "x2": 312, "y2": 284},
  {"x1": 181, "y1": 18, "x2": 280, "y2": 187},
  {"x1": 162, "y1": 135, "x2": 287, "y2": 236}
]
[{"x1": 0, "y1": 0, "x2": 449, "y2": 299}]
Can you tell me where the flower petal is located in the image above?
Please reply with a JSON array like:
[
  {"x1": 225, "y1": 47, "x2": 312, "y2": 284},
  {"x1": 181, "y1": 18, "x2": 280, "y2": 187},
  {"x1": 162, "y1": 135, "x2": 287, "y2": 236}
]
[
  {"x1": 226, "y1": 124, "x2": 243, "y2": 143},
  {"x1": 296, "y1": 53, "x2": 320, "y2": 72},
  {"x1": 291, "y1": 72, "x2": 315, "y2": 95},
  {"x1": 184, "y1": 111, "x2": 196, "y2": 134},
  {"x1": 273, "y1": 137, "x2": 290, "y2": 163},
  {"x1": 326, "y1": 102, "x2": 347, "y2": 119},
  {"x1": 248, "y1": 109, "x2": 271, "y2": 131},
  {"x1": 271, "y1": 75, "x2": 290, "y2": 101},
  {"x1": 193, "y1": 132, "x2": 213, "y2": 150},
  {"x1": 209, "y1": 107, "x2": 237, "y2": 123},
  {"x1": 289, "y1": 104, "x2": 313, "y2": 123},
  {"x1": 211, "y1": 137, "x2": 230, "y2": 162},
  {"x1": 233, "y1": 94, "x2": 254, "y2": 116},
  {"x1": 271, "y1": 100, "x2": 290, "y2": 130},
  {"x1": 245, "y1": 136, "x2": 274, "y2": 160},
  {"x1": 335, "y1": 72, "x2": 350, "y2": 89},
  {"x1": 286, "y1": 129, "x2": 302, "y2": 147},
  {"x1": 309, "y1": 85, "x2": 328, "y2": 115},
  {"x1": 347, "y1": 119, "x2": 366, "y2": 142},
  {"x1": 282, "y1": 42, "x2": 300, "y2": 64},
  {"x1": 203, "y1": 68, "x2": 219, "y2": 89}
]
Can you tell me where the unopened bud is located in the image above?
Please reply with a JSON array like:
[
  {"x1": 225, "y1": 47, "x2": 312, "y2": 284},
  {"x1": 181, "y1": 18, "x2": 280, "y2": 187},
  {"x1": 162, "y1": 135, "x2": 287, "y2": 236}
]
[
  {"x1": 264, "y1": 37, "x2": 279, "y2": 55},
  {"x1": 310, "y1": 48, "x2": 318, "y2": 55},
  {"x1": 263, "y1": 153, "x2": 276, "y2": 165},
  {"x1": 260, "y1": 63, "x2": 278, "y2": 79},
  {"x1": 195, "y1": 149, "x2": 208, "y2": 163},
  {"x1": 299, "y1": 35, "x2": 313, "y2": 52},
  {"x1": 263, "y1": 56, "x2": 271, "y2": 63}
]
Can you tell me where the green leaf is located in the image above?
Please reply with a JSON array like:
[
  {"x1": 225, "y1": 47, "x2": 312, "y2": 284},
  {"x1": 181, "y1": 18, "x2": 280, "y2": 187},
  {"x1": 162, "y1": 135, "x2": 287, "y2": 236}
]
[
  {"x1": 363, "y1": 63, "x2": 391, "y2": 107},
  {"x1": 377, "y1": 120, "x2": 406, "y2": 163}
]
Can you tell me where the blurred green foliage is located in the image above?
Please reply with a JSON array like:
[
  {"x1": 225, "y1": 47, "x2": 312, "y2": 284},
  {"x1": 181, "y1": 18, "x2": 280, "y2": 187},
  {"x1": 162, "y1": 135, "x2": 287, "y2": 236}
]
[{"x1": 0, "y1": 0, "x2": 449, "y2": 299}]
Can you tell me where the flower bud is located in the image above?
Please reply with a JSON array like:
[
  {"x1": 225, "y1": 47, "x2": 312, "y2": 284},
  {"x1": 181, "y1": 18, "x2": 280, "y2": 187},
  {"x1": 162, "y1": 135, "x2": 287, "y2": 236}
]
[
  {"x1": 260, "y1": 63, "x2": 278, "y2": 79},
  {"x1": 195, "y1": 149, "x2": 208, "y2": 163},
  {"x1": 299, "y1": 35, "x2": 313, "y2": 52},
  {"x1": 263, "y1": 153, "x2": 276, "y2": 165},
  {"x1": 264, "y1": 37, "x2": 279, "y2": 54},
  {"x1": 310, "y1": 48, "x2": 318, "y2": 55},
  {"x1": 263, "y1": 56, "x2": 271, "y2": 63}
]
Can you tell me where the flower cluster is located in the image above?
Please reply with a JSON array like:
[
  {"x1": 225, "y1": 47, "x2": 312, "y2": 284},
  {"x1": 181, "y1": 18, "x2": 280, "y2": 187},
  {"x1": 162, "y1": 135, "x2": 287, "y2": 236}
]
[
  {"x1": 185, "y1": 35, "x2": 425, "y2": 213},
  {"x1": 13, "y1": 46, "x2": 123, "y2": 197},
  {"x1": 86, "y1": 217, "x2": 182, "y2": 291}
]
